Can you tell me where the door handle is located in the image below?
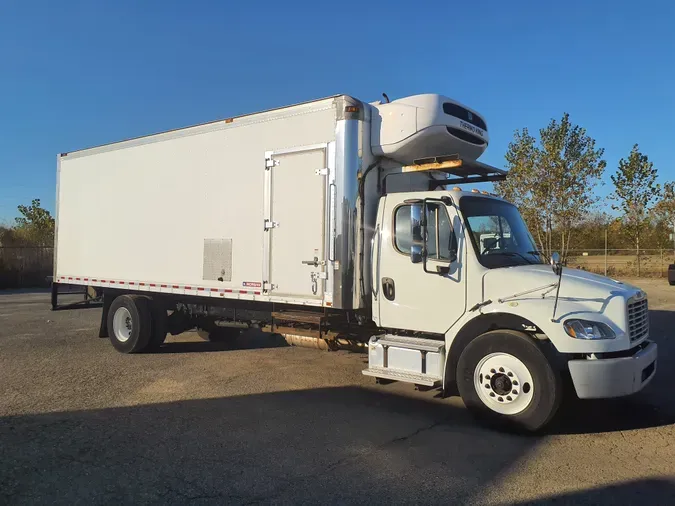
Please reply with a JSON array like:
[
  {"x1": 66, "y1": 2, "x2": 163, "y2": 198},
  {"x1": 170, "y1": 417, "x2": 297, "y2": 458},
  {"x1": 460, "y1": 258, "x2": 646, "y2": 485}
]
[
  {"x1": 301, "y1": 256, "x2": 325, "y2": 267},
  {"x1": 382, "y1": 277, "x2": 395, "y2": 301}
]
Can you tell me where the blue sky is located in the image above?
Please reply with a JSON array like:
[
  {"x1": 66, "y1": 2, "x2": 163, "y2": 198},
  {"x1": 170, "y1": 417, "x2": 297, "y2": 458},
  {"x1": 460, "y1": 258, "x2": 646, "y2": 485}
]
[{"x1": 1, "y1": 0, "x2": 673, "y2": 223}]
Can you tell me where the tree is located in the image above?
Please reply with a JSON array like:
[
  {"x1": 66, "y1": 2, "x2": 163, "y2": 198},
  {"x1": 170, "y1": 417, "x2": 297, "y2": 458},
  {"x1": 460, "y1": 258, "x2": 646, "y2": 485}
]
[
  {"x1": 610, "y1": 145, "x2": 661, "y2": 276},
  {"x1": 13, "y1": 199, "x2": 55, "y2": 246},
  {"x1": 496, "y1": 113, "x2": 606, "y2": 261},
  {"x1": 653, "y1": 181, "x2": 675, "y2": 251}
]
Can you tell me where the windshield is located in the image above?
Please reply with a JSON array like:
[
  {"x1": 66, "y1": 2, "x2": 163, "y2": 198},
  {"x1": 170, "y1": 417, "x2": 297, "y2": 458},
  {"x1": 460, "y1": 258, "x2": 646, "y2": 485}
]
[{"x1": 459, "y1": 196, "x2": 543, "y2": 268}]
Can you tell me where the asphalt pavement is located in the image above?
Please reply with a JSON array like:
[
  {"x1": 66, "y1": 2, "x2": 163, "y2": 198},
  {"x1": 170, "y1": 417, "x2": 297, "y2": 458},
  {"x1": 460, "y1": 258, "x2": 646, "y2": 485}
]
[{"x1": 1, "y1": 279, "x2": 675, "y2": 504}]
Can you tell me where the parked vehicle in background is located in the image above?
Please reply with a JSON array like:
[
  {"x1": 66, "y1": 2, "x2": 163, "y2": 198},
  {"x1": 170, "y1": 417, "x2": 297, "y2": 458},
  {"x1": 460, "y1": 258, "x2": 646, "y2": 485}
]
[{"x1": 52, "y1": 93, "x2": 657, "y2": 431}]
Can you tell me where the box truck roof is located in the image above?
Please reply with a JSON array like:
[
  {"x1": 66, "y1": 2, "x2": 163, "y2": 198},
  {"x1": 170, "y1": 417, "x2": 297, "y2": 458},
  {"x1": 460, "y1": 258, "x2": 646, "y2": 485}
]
[{"x1": 60, "y1": 94, "x2": 348, "y2": 157}]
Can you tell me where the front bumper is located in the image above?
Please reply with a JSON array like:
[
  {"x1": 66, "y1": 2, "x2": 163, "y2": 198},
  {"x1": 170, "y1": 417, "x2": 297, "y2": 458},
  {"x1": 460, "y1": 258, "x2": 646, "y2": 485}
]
[{"x1": 568, "y1": 341, "x2": 657, "y2": 399}]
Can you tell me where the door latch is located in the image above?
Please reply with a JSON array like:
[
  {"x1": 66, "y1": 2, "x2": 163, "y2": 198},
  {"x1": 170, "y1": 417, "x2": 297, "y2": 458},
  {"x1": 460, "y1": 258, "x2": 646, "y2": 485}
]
[
  {"x1": 264, "y1": 219, "x2": 279, "y2": 230},
  {"x1": 301, "y1": 256, "x2": 325, "y2": 267}
]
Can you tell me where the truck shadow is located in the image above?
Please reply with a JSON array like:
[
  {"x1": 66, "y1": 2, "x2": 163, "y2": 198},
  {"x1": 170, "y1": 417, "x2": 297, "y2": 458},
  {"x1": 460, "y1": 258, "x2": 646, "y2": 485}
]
[
  {"x1": 1, "y1": 386, "x2": 673, "y2": 504},
  {"x1": 509, "y1": 479, "x2": 675, "y2": 505},
  {"x1": 156, "y1": 330, "x2": 290, "y2": 354},
  {"x1": 154, "y1": 309, "x2": 675, "y2": 435}
]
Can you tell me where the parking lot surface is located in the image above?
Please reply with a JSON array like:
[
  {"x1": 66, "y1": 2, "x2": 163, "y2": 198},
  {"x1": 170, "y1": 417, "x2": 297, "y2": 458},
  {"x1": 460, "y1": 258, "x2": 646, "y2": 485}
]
[{"x1": 1, "y1": 279, "x2": 675, "y2": 504}]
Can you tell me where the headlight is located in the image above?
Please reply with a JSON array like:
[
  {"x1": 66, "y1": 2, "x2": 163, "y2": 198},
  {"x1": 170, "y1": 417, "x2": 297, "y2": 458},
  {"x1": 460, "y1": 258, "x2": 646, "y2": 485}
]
[{"x1": 563, "y1": 319, "x2": 616, "y2": 340}]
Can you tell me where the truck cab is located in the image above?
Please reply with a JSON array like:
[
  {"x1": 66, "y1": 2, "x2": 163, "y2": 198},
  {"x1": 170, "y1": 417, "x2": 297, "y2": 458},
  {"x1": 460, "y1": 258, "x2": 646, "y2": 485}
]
[{"x1": 366, "y1": 163, "x2": 657, "y2": 431}]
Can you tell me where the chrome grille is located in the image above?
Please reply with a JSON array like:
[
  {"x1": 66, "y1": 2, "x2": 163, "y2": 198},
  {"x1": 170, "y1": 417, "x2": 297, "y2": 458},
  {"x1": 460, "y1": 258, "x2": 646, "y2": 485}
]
[{"x1": 628, "y1": 298, "x2": 649, "y2": 343}]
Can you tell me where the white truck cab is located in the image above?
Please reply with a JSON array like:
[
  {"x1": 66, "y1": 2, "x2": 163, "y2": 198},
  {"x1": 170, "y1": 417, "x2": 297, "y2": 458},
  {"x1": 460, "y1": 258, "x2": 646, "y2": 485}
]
[{"x1": 366, "y1": 183, "x2": 657, "y2": 430}]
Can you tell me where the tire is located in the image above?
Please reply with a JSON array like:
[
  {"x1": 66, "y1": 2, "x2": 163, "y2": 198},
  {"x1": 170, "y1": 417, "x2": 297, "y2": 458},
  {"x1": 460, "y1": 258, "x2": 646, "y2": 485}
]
[
  {"x1": 107, "y1": 295, "x2": 153, "y2": 354},
  {"x1": 456, "y1": 330, "x2": 562, "y2": 433},
  {"x1": 197, "y1": 326, "x2": 242, "y2": 343}
]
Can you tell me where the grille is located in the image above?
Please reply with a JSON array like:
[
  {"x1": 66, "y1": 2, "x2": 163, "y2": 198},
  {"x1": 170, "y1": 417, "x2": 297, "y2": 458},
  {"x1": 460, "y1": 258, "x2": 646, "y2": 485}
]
[
  {"x1": 443, "y1": 103, "x2": 487, "y2": 131},
  {"x1": 447, "y1": 127, "x2": 486, "y2": 145},
  {"x1": 628, "y1": 297, "x2": 649, "y2": 343}
]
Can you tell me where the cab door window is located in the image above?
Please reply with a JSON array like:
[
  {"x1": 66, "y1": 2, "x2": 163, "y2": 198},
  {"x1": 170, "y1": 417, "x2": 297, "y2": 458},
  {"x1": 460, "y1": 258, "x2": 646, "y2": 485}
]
[{"x1": 394, "y1": 204, "x2": 457, "y2": 260}]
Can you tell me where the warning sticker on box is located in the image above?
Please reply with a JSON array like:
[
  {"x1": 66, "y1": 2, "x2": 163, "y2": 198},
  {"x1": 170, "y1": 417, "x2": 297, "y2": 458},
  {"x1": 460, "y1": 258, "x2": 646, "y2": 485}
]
[{"x1": 242, "y1": 281, "x2": 262, "y2": 288}]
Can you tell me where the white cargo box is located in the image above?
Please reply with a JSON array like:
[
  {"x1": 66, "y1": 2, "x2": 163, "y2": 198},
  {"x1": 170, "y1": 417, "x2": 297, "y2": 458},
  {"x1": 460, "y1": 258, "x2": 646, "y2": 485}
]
[{"x1": 56, "y1": 97, "x2": 342, "y2": 307}]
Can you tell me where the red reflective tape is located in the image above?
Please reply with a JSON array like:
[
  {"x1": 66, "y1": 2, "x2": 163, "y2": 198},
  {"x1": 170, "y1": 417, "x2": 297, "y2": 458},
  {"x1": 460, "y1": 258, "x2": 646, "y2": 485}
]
[
  {"x1": 92, "y1": 279, "x2": 97, "y2": 282},
  {"x1": 254, "y1": 291, "x2": 261, "y2": 295},
  {"x1": 129, "y1": 282, "x2": 135, "y2": 285},
  {"x1": 197, "y1": 287, "x2": 204, "y2": 291},
  {"x1": 172, "y1": 285, "x2": 179, "y2": 289},
  {"x1": 101, "y1": 280, "x2": 106, "y2": 283},
  {"x1": 118, "y1": 281, "x2": 125, "y2": 285},
  {"x1": 224, "y1": 289, "x2": 232, "y2": 293},
  {"x1": 76, "y1": 278, "x2": 80, "y2": 280},
  {"x1": 139, "y1": 282, "x2": 145, "y2": 286},
  {"x1": 210, "y1": 288, "x2": 218, "y2": 292},
  {"x1": 110, "y1": 281, "x2": 116, "y2": 284},
  {"x1": 239, "y1": 290, "x2": 247, "y2": 294},
  {"x1": 184, "y1": 286, "x2": 192, "y2": 290},
  {"x1": 68, "y1": 277, "x2": 72, "y2": 280},
  {"x1": 160, "y1": 284, "x2": 167, "y2": 288},
  {"x1": 84, "y1": 278, "x2": 88, "y2": 281}
]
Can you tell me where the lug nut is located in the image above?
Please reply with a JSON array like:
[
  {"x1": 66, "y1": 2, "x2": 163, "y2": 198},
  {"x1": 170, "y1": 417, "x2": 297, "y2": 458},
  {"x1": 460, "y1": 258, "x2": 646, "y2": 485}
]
[
  {"x1": 507, "y1": 372, "x2": 513, "y2": 377},
  {"x1": 512, "y1": 390, "x2": 518, "y2": 395},
  {"x1": 490, "y1": 369, "x2": 496, "y2": 374},
  {"x1": 489, "y1": 392, "x2": 495, "y2": 397},
  {"x1": 485, "y1": 384, "x2": 490, "y2": 389},
  {"x1": 498, "y1": 397, "x2": 503, "y2": 402},
  {"x1": 506, "y1": 396, "x2": 512, "y2": 401},
  {"x1": 512, "y1": 380, "x2": 519, "y2": 386},
  {"x1": 499, "y1": 367, "x2": 505, "y2": 373},
  {"x1": 485, "y1": 375, "x2": 491, "y2": 380}
]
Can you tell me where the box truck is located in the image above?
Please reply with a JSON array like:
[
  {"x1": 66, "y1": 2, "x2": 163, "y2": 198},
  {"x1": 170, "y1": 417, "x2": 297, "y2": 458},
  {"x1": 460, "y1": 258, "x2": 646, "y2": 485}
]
[{"x1": 52, "y1": 93, "x2": 657, "y2": 431}]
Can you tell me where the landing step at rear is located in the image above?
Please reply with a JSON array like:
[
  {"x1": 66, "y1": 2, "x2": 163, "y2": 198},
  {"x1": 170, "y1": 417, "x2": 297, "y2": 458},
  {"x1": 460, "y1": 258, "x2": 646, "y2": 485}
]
[{"x1": 362, "y1": 334, "x2": 445, "y2": 387}]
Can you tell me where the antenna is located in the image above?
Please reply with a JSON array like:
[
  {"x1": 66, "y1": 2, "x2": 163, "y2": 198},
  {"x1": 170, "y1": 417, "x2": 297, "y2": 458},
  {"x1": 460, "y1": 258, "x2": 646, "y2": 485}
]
[
  {"x1": 550, "y1": 253, "x2": 563, "y2": 321},
  {"x1": 382, "y1": 93, "x2": 390, "y2": 103}
]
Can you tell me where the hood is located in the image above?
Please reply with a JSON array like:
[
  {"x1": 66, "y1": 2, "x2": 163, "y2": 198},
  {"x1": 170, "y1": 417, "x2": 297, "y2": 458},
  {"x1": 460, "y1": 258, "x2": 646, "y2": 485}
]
[{"x1": 483, "y1": 264, "x2": 642, "y2": 304}]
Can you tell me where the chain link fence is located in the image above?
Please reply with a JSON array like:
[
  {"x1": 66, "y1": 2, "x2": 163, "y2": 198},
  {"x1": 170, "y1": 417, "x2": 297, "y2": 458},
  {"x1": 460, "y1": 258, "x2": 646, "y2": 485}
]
[
  {"x1": 0, "y1": 247, "x2": 53, "y2": 289},
  {"x1": 567, "y1": 249, "x2": 675, "y2": 278},
  {"x1": 2, "y1": 246, "x2": 674, "y2": 290}
]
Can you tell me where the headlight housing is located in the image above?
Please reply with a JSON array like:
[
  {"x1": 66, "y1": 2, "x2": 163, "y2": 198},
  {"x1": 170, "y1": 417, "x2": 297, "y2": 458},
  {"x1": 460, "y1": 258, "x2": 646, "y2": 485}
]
[{"x1": 563, "y1": 319, "x2": 616, "y2": 340}]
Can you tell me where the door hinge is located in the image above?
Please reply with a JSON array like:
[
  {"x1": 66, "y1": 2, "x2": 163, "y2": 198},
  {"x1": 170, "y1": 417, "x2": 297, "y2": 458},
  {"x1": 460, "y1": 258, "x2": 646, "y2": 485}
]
[
  {"x1": 264, "y1": 219, "x2": 279, "y2": 230},
  {"x1": 314, "y1": 167, "x2": 329, "y2": 176},
  {"x1": 265, "y1": 158, "x2": 279, "y2": 169},
  {"x1": 263, "y1": 281, "x2": 277, "y2": 293}
]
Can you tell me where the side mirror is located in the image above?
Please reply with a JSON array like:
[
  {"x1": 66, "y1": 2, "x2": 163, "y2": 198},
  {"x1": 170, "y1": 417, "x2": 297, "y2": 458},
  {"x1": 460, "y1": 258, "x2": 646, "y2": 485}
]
[
  {"x1": 410, "y1": 204, "x2": 424, "y2": 264},
  {"x1": 550, "y1": 252, "x2": 562, "y2": 276}
]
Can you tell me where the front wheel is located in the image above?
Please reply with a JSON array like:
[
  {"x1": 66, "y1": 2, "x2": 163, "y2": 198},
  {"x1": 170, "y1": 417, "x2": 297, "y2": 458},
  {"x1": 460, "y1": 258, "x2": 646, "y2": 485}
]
[{"x1": 456, "y1": 330, "x2": 562, "y2": 432}]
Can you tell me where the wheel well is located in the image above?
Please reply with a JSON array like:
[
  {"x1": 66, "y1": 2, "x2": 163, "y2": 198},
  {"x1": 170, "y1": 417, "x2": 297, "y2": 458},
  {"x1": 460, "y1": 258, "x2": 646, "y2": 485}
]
[{"x1": 444, "y1": 313, "x2": 543, "y2": 393}]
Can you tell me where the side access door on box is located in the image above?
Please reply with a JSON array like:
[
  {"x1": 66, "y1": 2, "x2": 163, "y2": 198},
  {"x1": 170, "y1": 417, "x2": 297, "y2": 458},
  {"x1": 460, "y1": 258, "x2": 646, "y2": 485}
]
[{"x1": 262, "y1": 143, "x2": 335, "y2": 305}]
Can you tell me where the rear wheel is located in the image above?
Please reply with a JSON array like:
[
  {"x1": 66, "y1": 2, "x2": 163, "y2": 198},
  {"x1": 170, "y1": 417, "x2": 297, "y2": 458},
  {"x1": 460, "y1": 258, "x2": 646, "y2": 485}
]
[
  {"x1": 456, "y1": 330, "x2": 562, "y2": 432},
  {"x1": 107, "y1": 295, "x2": 153, "y2": 353}
]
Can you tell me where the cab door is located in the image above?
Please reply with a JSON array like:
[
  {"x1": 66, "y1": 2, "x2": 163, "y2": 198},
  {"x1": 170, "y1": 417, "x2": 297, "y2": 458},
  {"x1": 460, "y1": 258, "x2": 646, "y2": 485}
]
[{"x1": 372, "y1": 193, "x2": 466, "y2": 334}]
